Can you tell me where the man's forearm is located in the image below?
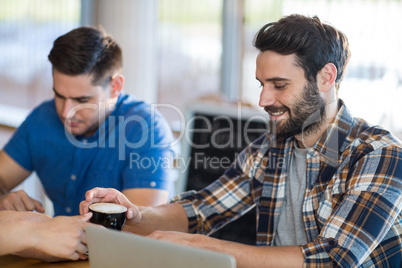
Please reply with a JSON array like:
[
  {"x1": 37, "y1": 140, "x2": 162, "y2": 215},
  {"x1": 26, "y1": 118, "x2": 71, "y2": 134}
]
[
  {"x1": 212, "y1": 241, "x2": 305, "y2": 268},
  {"x1": 122, "y1": 202, "x2": 305, "y2": 267},
  {"x1": 123, "y1": 202, "x2": 189, "y2": 235},
  {"x1": 0, "y1": 176, "x2": 8, "y2": 195},
  {"x1": 148, "y1": 230, "x2": 305, "y2": 268}
]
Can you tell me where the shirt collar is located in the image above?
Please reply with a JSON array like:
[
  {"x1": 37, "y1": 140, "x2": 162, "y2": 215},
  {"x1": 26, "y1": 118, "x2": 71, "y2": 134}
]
[{"x1": 311, "y1": 99, "x2": 355, "y2": 165}]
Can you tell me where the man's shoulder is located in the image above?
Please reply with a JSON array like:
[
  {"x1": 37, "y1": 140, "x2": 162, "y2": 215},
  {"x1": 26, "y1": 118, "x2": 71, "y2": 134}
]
[
  {"x1": 117, "y1": 93, "x2": 171, "y2": 124},
  {"x1": 115, "y1": 93, "x2": 151, "y2": 117},
  {"x1": 347, "y1": 117, "x2": 402, "y2": 154},
  {"x1": 114, "y1": 93, "x2": 172, "y2": 140}
]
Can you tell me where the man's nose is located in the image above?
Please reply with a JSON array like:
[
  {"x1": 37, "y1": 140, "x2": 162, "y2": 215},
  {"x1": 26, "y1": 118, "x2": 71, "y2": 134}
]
[
  {"x1": 62, "y1": 99, "x2": 74, "y2": 119},
  {"x1": 259, "y1": 87, "x2": 276, "y2": 107}
]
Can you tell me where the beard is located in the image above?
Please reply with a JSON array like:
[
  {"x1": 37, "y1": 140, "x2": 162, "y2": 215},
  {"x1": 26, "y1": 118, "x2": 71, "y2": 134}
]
[{"x1": 265, "y1": 81, "x2": 326, "y2": 140}]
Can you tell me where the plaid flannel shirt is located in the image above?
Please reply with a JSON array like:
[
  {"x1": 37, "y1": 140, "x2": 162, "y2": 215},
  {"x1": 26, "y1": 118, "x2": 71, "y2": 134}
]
[{"x1": 172, "y1": 100, "x2": 402, "y2": 267}]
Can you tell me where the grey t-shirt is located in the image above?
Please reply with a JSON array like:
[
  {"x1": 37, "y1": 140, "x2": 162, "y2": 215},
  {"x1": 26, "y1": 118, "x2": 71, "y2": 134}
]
[{"x1": 274, "y1": 143, "x2": 308, "y2": 246}]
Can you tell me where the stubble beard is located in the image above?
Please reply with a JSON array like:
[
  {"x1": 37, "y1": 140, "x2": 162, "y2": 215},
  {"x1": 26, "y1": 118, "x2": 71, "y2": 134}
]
[{"x1": 267, "y1": 81, "x2": 326, "y2": 140}]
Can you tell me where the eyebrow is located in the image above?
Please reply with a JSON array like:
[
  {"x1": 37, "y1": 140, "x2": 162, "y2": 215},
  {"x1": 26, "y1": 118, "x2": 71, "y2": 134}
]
[
  {"x1": 256, "y1": 77, "x2": 291, "y2": 83},
  {"x1": 52, "y1": 88, "x2": 92, "y2": 101}
]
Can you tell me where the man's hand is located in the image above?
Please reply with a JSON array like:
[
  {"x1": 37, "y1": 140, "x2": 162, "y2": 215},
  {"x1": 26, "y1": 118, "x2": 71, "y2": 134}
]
[
  {"x1": 80, "y1": 188, "x2": 188, "y2": 237},
  {"x1": 79, "y1": 187, "x2": 140, "y2": 222},
  {"x1": 0, "y1": 189, "x2": 45, "y2": 212}
]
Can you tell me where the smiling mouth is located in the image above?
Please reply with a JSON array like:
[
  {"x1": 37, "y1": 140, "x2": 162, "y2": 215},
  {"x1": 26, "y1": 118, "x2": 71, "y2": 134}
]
[
  {"x1": 269, "y1": 110, "x2": 286, "y2": 116},
  {"x1": 265, "y1": 106, "x2": 288, "y2": 118}
]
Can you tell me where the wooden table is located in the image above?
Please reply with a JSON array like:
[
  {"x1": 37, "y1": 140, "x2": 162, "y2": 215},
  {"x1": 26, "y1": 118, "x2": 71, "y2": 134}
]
[{"x1": 0, "y1": 255, "x2": 89, "y2": 268}]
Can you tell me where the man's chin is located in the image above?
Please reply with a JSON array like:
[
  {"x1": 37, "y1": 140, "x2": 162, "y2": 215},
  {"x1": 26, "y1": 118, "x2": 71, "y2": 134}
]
[
  {"x1": 270, "y1": 122, "x2": 303, "y2": 139},
  {"x1": 65, "y1": 127, "x2": 85, "y2": 137},
  {"x1": 269, "y1": 120, "x2": 287, "y2": 137}
]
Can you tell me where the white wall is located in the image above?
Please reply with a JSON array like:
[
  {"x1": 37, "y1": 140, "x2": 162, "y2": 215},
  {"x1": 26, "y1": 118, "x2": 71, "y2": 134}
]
[{"x1": 93, "y1": 0, "x2": 159, "y2": 104}]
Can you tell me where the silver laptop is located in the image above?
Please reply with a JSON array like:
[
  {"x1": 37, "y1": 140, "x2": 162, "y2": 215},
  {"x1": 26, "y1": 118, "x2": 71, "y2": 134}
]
[{"x1": 86, "y1": 225, "x2": 236, "y2": 268}]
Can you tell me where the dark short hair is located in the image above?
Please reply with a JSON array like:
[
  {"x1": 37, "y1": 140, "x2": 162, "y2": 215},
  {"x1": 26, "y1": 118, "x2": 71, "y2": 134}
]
[
  {"x1": 48, "y1": 26, "x2": 122, "y2": 86},
  {"x1": 254, "y1": 14, "x2": 351, "y2": 89}
]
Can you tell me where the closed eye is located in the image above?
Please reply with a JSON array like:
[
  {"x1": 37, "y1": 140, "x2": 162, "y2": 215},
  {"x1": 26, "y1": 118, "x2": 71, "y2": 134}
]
[
  {"x1": 53, "y1": 89, "x2": 65, "y2": 99},
  {"x1": 74, "y1": 98, "x2": 90, "y2": 103},
  {"x1": 274, "y1": 83, "x2": 287, "y2": 90}
]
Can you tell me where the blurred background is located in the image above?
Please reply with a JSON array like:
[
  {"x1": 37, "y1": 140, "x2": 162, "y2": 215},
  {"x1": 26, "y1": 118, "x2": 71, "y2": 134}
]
[
  {"x1": 0, "y1": 0, "x2": 402, "y2": 214},
  {"x1": 1, "y1": 0, "x2": 402, "y2": 137}
]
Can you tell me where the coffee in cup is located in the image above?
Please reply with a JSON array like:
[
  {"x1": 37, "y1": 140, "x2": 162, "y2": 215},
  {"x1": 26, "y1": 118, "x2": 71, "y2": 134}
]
[{"x1": 89, "y1": 203, "x2": 127, "y2": 230}]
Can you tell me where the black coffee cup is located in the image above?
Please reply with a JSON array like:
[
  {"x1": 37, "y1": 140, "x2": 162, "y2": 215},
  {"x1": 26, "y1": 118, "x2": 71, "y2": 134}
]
[{"x1": 89, "y1": 203, "x2": 127, "y2": 230}]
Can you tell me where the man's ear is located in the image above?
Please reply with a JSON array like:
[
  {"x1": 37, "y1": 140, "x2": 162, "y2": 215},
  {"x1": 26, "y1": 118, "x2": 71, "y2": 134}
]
[
  {"x1": 110, "y1": 74, "x2": 124, "y2": 98},
  {"x1": 318, "y1": 63, "x2": 337, "y2": 92}
]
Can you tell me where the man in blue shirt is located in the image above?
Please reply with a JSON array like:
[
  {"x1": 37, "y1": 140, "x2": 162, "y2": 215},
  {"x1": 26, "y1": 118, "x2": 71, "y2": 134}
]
[{"x1": 0, "y1": 26, "x2": 175, "y2": 216}]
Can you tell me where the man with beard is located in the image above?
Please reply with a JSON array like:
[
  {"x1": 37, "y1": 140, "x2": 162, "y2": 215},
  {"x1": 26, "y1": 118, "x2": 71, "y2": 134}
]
[{"x1": 80, "y1": 15, "x2": 402, "y2": 267}]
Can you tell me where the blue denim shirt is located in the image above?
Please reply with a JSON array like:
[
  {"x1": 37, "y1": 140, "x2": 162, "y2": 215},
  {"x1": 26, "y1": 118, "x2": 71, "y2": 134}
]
[{"x1": 4, "y1": 92, "x2": 175, "y2": 215}]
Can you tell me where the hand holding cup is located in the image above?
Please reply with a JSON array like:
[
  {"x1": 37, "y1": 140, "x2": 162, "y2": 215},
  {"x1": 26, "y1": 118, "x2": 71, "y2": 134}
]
[{"x1": 80, "y1": 187, "x2": 141, "y2": 224}]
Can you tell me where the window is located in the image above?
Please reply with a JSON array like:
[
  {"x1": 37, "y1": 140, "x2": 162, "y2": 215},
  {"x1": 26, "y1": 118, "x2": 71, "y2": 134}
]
[
  {"x1": 0, "y1": 0, "x2": 81, "y2": 111},
  {"x1": 0, "y1": 0, "x2": 81, "y2": 216},
  {"x1": 241, "y1": 0, "x2": 402, "y2": 139},
  {"x1": 156, "y1": 0, "x2": 223, "y2": 124}
]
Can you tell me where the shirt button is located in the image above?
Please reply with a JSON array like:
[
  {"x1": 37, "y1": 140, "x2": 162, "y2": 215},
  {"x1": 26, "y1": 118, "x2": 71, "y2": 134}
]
[
  {"x1": 71, "y1": 174, "x2": 77, "y2": 181},
  {"x1": 150, "y1": 181, "x2": 156, "y2": 187},
  {"x1": 328, "y1": 238, "x2": 337, "y2": 246},
  {"x1": 66, "y1": 207, "x2": 72, "y2": 213},
  {"x1": 82, "y1": 139, "x2": 88, "y2": 144}
]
